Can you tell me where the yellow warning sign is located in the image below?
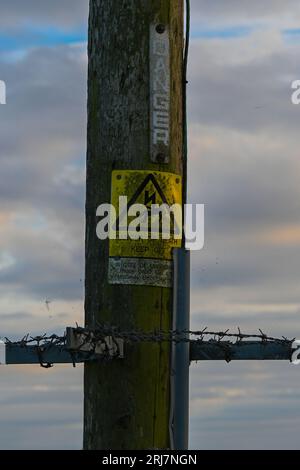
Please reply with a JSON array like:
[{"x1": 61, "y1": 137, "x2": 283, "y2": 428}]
[{"x1": 109, "y1": 170, "x2": 182, "y2": 261}]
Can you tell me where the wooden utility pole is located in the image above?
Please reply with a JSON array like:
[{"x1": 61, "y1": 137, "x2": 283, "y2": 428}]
[{"x1": 84, "y1": 0, "x2": 184, "y2": 450}]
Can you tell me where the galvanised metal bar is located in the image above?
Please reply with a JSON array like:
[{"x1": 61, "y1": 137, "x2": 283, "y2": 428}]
[
  {"x1": 5, "y1": 345, "x2": 89, "y2": 365},
  {"x1": 171, "y1": 249, "x2": 190, "y2": 450},
  {"x1": 1, "y1": 339, "x2": 293, "y2": 365},
  {"x1": 190, "y1": 340, "x2": 292, "y2": 362}
]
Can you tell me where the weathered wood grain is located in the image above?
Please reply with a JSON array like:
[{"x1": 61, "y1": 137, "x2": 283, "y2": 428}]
[{"x1": 84, "y1": 0, "x2": 183, "y2": 450}]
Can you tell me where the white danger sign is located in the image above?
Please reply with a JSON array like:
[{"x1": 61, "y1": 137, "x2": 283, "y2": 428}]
[{"x1": 150, "y1": 24, "x2": 170, "y2": 163}]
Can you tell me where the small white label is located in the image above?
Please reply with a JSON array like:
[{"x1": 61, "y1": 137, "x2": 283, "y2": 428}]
[
  {"x1": 109, "y1": 257, "x2": 172, "y2": 288},
  {"x1": 0, "y1": 341, "x2": 6, "y2": 365}
]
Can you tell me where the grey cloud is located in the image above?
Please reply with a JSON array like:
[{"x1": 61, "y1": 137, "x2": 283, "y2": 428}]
[
  {"x1": 0, "y1": 45, "x2": 87, "y2": 216},
  {"x1": 0, "y1": 365, "x2": 83, "y2": 449},
  {"x1": 0, "y1": 311, "x2": 33, "y2": 320},
  {"x1": 0, "y1": 45, "x2": 86, "y2": 302},
  {"x1": 189, "y1": 154, "x2": 300, "y2": 232},
  {"x1": 185, "y1": 30, "x2": 300, "y2": 319},
  {"x1": 190, "y1": 361, "x2": 300, "y2": 449},
  {"x1": 0, "y1": 1, "x2": 88, "y2": 29},
  {"x1": 190, "y1": 310, "x2": 300, "y2": 340},
  {"x1": 188, "y1": 43, "x2": 300, "y2": 133},
  {"x1": 2, "y1": 0, "x2": 297, "y2": 31},
  {"x1": 191, "y1": 0, "x2": 300, "y2": 24}
]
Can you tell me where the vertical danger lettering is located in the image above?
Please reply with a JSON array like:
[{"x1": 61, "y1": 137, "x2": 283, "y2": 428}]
[{"x1": 150, "y1": 24, "x2": 170, "y2": 162}]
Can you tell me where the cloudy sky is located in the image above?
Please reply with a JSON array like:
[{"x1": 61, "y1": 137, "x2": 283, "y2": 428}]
[{"x1": 0, "y1": 0, "x2": 300, "y2": 449}]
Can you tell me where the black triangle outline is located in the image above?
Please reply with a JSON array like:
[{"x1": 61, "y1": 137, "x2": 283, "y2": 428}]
[{"x1": 114, "y1": 173, "x2": 181, "y2": 235}]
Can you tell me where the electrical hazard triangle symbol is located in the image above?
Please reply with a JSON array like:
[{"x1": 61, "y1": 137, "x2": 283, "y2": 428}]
[
  {"x1": 110, "y1": 170, "x2": 182, "y2": 261},
  {"x1": 114, "y1": 172, "x2": 181, "y2": 236}
]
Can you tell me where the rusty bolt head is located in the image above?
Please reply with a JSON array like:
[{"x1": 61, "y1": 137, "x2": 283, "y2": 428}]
[{"x1": 156, "y1": 24, "x2": 166, "y2": 34}]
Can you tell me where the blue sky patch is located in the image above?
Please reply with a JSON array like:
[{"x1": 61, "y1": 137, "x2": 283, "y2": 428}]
[
  {"x1": 191, "y1": 25, "x2": 254, "y2": 40},
  {"x1": 0, "y1": 26, "x2": 87, "y2": 52},
  {"x1": 283, "y1": 28, "x2": 300, "y2": 36},
  {"x1": 282, "y1": 28, "x2": 300, "y2": 44},
  {"x1": 0, "y1": 23, "x2": 256, "y2": 52}
]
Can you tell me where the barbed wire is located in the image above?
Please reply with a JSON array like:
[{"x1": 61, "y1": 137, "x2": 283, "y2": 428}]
[
  {"x1": 3, "y1": 325, "x2": 294, "y2": 349},
  {"x1": 72, "y1": 324, "x2": 294, "y2": 344},
  {"x1": 1, "y1": 326, "x2": 294, "y2": 368},
  {"x1": 72, "y1": 325, "x2": 295, "y2": 366},
  {"x1": 73, "y1": 325, "x2": 294, "y2": 367},
  {"x1": 4, "y1": 333, "x2": 66, "y2": 348}
]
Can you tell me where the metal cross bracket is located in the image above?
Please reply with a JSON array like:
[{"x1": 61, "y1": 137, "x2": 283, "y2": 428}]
[{"x1": 189, "y1": 339, "x2": 293, "y2": 362}]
